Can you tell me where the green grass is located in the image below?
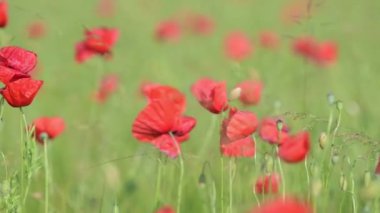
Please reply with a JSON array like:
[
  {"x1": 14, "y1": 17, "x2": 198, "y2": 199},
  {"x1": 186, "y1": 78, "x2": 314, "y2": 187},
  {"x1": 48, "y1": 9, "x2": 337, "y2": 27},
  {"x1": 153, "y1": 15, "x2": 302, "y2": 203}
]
[{"x1": 1, "y1": 0, "x2": 380, "y2": 212}]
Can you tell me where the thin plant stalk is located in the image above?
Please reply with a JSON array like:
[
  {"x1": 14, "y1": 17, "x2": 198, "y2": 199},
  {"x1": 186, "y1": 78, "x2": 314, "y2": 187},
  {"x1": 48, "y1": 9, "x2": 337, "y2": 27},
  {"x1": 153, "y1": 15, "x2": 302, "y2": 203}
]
[
  {"x1": 154, "y1": 157, "x2": 162, "y2": 209},
  {"x1": 220, "y1": 157, "x2": 224, "y2": 213},
  {"x1": 169, "y1": 133, "x2": 184, "y2": 213},
  {"x1": 304, "y1": 157, "x2": 311, "y2": 201},
  {"x1": 228, "y1": 158, "x2": 235, "y2": 213},
  {"x1": 43, "y1": 137, "x2": 49, "y2": 213},
  {"x1": 275, "y1": 146, "x2": 286, "y2": 199},
  {"x1": 199, "y1": 115, "x2": 217, "y2": 157}
]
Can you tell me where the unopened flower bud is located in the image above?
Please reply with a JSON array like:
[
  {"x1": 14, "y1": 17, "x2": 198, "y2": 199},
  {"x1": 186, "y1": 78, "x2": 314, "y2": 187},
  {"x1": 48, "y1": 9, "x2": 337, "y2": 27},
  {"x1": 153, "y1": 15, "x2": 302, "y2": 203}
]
[
  {"x1": 327, "y1": 92, "x2": 335, "y2": 105},
  {"x1": 331, "y1": 151, "x2": 339, "y2": 165},
  {"x1": 340, "y1": 174, "x2": 348, "y2": 191},
  {"x1": 229, "y1": 87, "x2": 242, "y2": 100},
  {"x1": 276, "y1": 119, "x2": 283, "y2": 132},
  {"x1": 319, "y1": 132, "x2": 328, "y2": 150},
  {"x1": 198, "y1": 173, "x2": 206, "y2": 188}
]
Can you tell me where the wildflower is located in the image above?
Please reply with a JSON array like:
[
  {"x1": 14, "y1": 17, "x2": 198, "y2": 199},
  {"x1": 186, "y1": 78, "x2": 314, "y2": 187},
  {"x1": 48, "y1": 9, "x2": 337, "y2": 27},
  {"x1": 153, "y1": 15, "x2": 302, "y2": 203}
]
[
  {"x1": 255, "y1": 173, "x2": 281, "y2": 194},
  {"x1": 0, "y1": 1, "x2": 7, "y2": 28},
  {"x1": 94, "y1": 73, "x2": 119, "y2": 103},
  {"x1": 32, "y1": 117, "x2": 65, "y2": 144},
  {"x1": 251, "y1": 197, "x2": 312, "y2": 213},
  {"x1": 259, "y1": 31, "x2": 280, "y2": 49},
  {"x1": 155, "y1": 20, "x2": 181, "y2": 42},
  {"x1": 278, "y1": 131, "x2": 310, "y2": 163},
  {"x1": 224, "y1": 32, "x2": 253, "y2": 60},
  {"x1": 259, "y1": 118, "x2": 289, "y2": 144},
  {"x1": 220, "y1": 108, "x2": 257, "y2": 157},
  {"x1": 191, "y1": 78, "x2": 228, "y2": 114},
  {"x1": 235, "y1": 80, "x2": 263, "y2": 105}
]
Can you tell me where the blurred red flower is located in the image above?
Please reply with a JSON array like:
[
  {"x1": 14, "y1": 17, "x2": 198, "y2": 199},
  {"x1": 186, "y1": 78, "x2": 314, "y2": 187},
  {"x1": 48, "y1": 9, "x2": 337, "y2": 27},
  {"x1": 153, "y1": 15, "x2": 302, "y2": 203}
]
[
  {"x1": 155, "y1": 20, "x2": 181, "y2": 42},
  {"x1": 279, "y1": 131, "x2": 310, "y2": 163},
  {"x1": 96, "y1": 0, "x2": 116, "y2": 18},
  {"x1": 0, "y1": 1, "x2": 7, "y2": 28},
  {"x1": 220, "y1": 108, "x2": 257, "y2": 157},
  {"x1": 259, "y1": 118, "x2": 289, "y2": 145},
  {"x1": 259, "y1": 31, "x2": 280, "y2": 49},
  {"x1": 144, "y1": 85, "x2": 186, "y2": 114},
  {"x1": 375, "y1": 157, "x2": 380, "y2": 175},
  {"x1": 156, "y1": 205, "x2": 175, "y2": 213},
  {"x1": 224, "y1": 32, "x2": 253, "y2": 61},
  {"x1": 132, "y1": 98, "x2": 196, "y2": 158},
  {"x1": 185, "y1": 14, "x2": 214, "y2": 35},
  {"x1": 292, "y1": 36, "x2": 316, "y2": 59},
  {"x1": 0, "y1": 46, "x2": 37, "y2": 74},
  {"x1": 27, "y1": 21, "x2": 47, "y2": 39},
  {"x1": 311, "y1": 41, "x2": 338, "y2": 67},
  {"x1": 75, "y1": 27, "x2": 119, "y2": 63},
  {"x1": 94, "y1": 73, "x2": 119, "y2": 103},
  {"x1": 0, "y1": 78, "x2": 43, "y2": 107},
  {"x1": 251, "y1": 197, "x2": 312, "y2": 213},
  {"x1": 255, "y1": 173, "x2": 281, "y2": 194},
  {"x1": 235, "y1": 80, "x2": 263, "y2": 105},
  {"x1": 191, "y1": 78, "x2": 228, "y2": 114},
  {"x1": 32, "y1": 117, "x2": 65, "y2": 144}
]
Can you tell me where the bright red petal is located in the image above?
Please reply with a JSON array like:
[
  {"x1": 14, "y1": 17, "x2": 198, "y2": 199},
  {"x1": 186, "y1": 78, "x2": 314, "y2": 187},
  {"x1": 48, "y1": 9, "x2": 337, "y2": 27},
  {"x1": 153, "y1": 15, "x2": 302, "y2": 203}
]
[
  {"x1": 279, "y1": 131, "x2": 310, "y2": 163},
  {"x1": 1, "y1": 78, "x2": 43, "y2": 107},
  {"x1": 0, "y1": 46, "x2": 37, "y2": 73}
]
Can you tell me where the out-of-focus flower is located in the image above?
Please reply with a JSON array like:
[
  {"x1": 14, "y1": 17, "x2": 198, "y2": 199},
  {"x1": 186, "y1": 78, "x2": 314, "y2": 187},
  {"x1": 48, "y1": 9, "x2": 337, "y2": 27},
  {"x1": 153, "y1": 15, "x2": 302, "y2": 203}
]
[
  {"x1": 235, "y1": 80, "x2": 263, "y2": 105},
  {"x1": 224, "y1": 32, "x2": 253, "y2": 61},
  {"x1": 94, "y1": 73, "x2": 119, "y2": 103},
  {"x1": 155, "y1": 20, "x2": 181, "y2": 42},
  {"x1": 279, "y1": 131, "x2": 310, "y2": 163},
  {"x1": 27, "y1": 21, "x2": 47, "y2": 39},
  {"x1": 96, "y1": 0, "x2": 116, "y2": 18},
  {"x1": 0, "y1": 1, "x2": 7, "y2": 28},
  {"x1": 259, "y1": 118, "x2": 289, "y2": 145},
  {"x1": 251, "y1": 197, "x2": 312, "y2": 213},
  {"x1": 255, "y1": 173, "x2": 281, "y2": 194},
  {"x1": 259, "y1": 31, "x2": 280, "y2": 49},
  {"x1": 185, "y1": 13, "x2": 214, "y2": 35},
  {"x1": 32, "y1": 117, "x2": 65, "y2": 144},
  {"x1": 156, "y1": 205, "x2": 175, "y2": 213}
]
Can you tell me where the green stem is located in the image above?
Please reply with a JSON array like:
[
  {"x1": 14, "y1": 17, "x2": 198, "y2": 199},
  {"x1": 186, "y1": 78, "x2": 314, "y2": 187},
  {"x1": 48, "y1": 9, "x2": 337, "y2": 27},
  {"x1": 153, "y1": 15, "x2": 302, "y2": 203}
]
[
  {"x1": 220, "y1": 157, "x2": 224, "y2": 213},
  {"x1": 199, "y1": 115, "x2": 217, "y2": 157},
  {"x1": 275, "y1": 146, "x2": 286, "y2": 199},
  {"x1": 43, "y1": 138, "x2": 49, "y2": 213},
  {"x1": 304, "y1": 157, "x2": 311, "y2": 201},
  {"x1": 169, "y1": 133, "x2": 184, "y2": 213},
  {"x1": 228, "y1": 159, "x2": 234, "y2": 213},
  {"x1": 154, "y1": 157, "x2": 162, "y2": 209}
]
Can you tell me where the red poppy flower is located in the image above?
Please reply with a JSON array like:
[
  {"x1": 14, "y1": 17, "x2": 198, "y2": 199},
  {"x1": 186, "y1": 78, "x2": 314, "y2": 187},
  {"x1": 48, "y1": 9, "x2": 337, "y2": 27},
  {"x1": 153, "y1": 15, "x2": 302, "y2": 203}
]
[
  {"x1": 27, "y1": 21, "x2": 47, "y2": 39},
  {"x1": 144, "y1": 85, "x2": 186, "y2": 114},
  {"x1": 185, "y1": 14, "x2": 214, "y2": 35},
  {"x1": 224, "y1": 32, "x2": 253, "y2": 61},
  {"x1": 292, "y1": 36, "x2": 316, "y2": 59},
  {"x1": 251, "y1": 197, "x2": 312, "y2": 213},
  {"x1": 75, "y1": 27, "x2": 119, "y2": 63},
  {"x1": 235, "y1": 80, "x2": 263, "y2": 105},
  {"x1": 0, "y1": 46, "x2": 37, "y2": 74},
  {"x1": 220, "y1": 108, "x2": 257, "y2": 157},
  {"x1": 156, "y1": 205, "x2": 175, "y2": 213},
  {"x1": 0, "y1": 65, "x2": 29, "y2": 84},
  {"x1": 0, "y1": 78, "x2": 43, "y2": 107},
  {"x1": 255, "y1": 173, "x2": 281, "y2": 194},
  {"x1": 310, "y1": 41, "x2": 338, "y2": 67},
  {"x1": 96, "y1": 0, "x2": 116, "y2": 18},
  {"x1": 278, "y1": 131, "x2": 310, "y2": 163},
  {"x1": 0, "y1": 1, "x2": 7, "y2": 28},
  {"x1": 259, "y1": 31, "x2": 280, "y2": 49},
  {"x1": 139, "y1": 81, "x2": 160, "y2": 97},
  {"x1": 259, "y1": 118, "x2": 289, "y2": 145},
  {"x1": 132, "y1": 99, "x2": 196, "y2": 158},
  {"x1": 191, "y1": 78, "x2": 228, "y2": 114},
  {"x1": 375, "y1": 157, "x2": 380, "y2": 175},
  {"x1": 94, "y1": 73, "x2": 119, "y2": 103},
  {"x1": 32, "y1": 117, "x2": 65, "y2": 144},
  {"x1": 155, "y1": 20, "x2": 181, "y2": 42}
]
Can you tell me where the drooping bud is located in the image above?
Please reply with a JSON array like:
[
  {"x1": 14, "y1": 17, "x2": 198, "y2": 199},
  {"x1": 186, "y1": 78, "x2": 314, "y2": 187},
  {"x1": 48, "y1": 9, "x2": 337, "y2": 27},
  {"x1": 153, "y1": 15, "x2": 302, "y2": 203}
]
[
  {"x1": 340, "y1": 174, "x2": 348, "y2": 191},
  {"x1": 319, "y1": 132, "x2": 328, "y2": 150},
  {"x1": 198, "y1": 173, "x2": 206, "y2": 189},
  {"x1": 327, "y1": 92, "x2": 335, "y2": 106},
  {"x1": 229, "y1": 87, "x2": 242, "y2": 100},
  {"x1": 331, "y1": 149, "x2": 339, "y2": 165},
  {"x1": 276, "y1": 119, "x2": 283, "y2": 132}
]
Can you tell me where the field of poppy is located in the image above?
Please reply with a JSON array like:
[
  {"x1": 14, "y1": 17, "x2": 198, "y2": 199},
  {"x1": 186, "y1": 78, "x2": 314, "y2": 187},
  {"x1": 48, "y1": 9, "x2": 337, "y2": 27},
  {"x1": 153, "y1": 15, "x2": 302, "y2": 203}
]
[{"x1": 0, "y1": 0, "x2": 380, "y2": 212}]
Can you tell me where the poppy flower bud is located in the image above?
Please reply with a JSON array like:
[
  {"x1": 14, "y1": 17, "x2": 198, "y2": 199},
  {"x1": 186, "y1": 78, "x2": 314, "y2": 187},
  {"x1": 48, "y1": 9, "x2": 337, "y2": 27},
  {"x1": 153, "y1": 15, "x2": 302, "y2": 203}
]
[
  {"x1": 262, "y1": 153, "x2": 274, "y2": 173},
  {"x1": 331, "y1": 150, "x2": 339, "y2": 165},
  {"x1": 340, "y1": 174, "x2": 348, "y2": 191},
  {"x1": 336, "y1": 100, "x2": 343, "y2": 111},
  {"x1": 327, "y1": 92, "x2": 335, "y2": 106},
  {"x1": 276, "y1": 119, "x2": 283, "y2": 132},
  {"x1": 311, "y1": 179, "x2": 322, "y2": 197},
  {"x1": 364, "y1": 170, "x2": 371, "y2": 187},
  {"x1": 319, "y1": 132, "x2": 328, "y2": 150},
  {"x1": 229, "y1": 87, "x2": 241, "y2": 101},
  {"x1": 198, "y1": 173, "x2": 206, "y2": 188}
]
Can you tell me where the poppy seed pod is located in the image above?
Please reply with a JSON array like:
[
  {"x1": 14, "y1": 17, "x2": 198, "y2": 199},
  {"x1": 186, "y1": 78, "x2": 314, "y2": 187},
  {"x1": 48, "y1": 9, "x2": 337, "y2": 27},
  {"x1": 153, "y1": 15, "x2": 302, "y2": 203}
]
[
  {"x1": 198, "y1": 173, "x2": 206, "y2": 188},
  {"x1": 340, "y1": 174, "x2": 348, "y2": 191},
  {"x1": 327, "y1": 92, "x2": 335, "y2": 106},
  {"x1": 336, "y1": 100, "x2": 343, "y2": 111}
]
